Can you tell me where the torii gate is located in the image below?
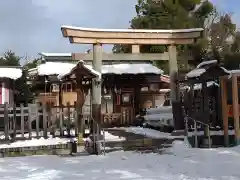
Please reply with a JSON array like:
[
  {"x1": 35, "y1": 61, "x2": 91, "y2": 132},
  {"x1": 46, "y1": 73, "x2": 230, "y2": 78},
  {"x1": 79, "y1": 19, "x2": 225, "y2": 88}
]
[{"x1": 61, "y1": 26, "x2": 203, "y2": 128}]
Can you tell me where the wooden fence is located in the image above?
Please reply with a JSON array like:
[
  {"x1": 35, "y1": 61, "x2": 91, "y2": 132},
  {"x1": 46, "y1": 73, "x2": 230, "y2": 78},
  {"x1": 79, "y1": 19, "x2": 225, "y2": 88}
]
[{"x1": 0, "y1": 102, "x2": 91, "y2": 142}]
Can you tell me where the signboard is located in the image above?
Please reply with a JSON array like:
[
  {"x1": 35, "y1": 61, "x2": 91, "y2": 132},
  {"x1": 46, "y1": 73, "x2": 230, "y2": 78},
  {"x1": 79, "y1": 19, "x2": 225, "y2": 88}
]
[{"x1": 28, "y1": 104, "x2": 38, "y2": 121}]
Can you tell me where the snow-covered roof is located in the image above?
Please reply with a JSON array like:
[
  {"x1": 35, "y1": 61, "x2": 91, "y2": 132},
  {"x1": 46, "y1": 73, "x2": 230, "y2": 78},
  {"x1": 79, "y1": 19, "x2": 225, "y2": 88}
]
[
  {"x1": 101, "y1": 63, "x2": 163, "y2": 75},
  {"x1": 39, "y1": 52, "x2": 71, "y2": 57},
  {"x1": 196, "y1": 60, "x2": 217, "y2": 68},
  {"x1": 58, "y1": 60, "x2": 101, "y2": 80},
  {"x1": 29, "y1": 62, "x2": 163, "y2": 78},
  {"x1": 0, "y1": 67, "x2": 22, "y2": 80},
  {"x1": 61, "y1": 25, "x2": 204, "y2": 33},
  {"x1": 186, "y1": 68, "x2": 206, "y2": 78},
  {"x1": 186, "y1": 60, "x2": 230, "y2": 78},
  {"x1": 36, "y1": 62, "x2": 76, "y2": 76}
]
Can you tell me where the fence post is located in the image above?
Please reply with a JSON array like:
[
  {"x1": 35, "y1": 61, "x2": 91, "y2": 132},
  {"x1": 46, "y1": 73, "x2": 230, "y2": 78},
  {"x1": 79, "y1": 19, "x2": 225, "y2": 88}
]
[
  {"x1": 12, "y1": 103, "x2": 17, "y2": 141},
  {"x1": 43, "y1": 103, "x2": 48, "y2": 139},
  {"x1": 28, "y1": 104, "x2": 32, "y2": 139},
  {"x1": 20, "y1": 104, "x2": 24, "y2": 138},
  {"x1": 36, "y1": 104, "x2": 40, "y2": 138},
  {"x1": 208, "y1": 125, "x2": 211, "y2": 148},
  {"x1": 67, "y1": 102, "x2": 71, "y2": 136},
  {"x1": 194, "y1": 120, "x2": 198, "y2": 148},
  {"x1": 48, "y1": 103, "x2": 55, "y2": 138},
  {"x1": 4, "y1": 103, "x2": 9, "y2": 141},
  {"x1": 59, "y1": 104, "x2": 63, "y2": 136},
  {"x1": 74, "y1": 101, "x2": 78, "y2": 137}
]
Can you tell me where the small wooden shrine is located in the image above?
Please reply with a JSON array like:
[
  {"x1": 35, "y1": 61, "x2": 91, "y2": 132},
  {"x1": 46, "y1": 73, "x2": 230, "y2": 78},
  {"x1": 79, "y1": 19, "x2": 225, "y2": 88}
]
[
  {"x1": 58, "y1": 60, "x2": 100, "y2": 135},
  {"x1": 179, "y1": 60, "x2": 230, "y2": 147}
]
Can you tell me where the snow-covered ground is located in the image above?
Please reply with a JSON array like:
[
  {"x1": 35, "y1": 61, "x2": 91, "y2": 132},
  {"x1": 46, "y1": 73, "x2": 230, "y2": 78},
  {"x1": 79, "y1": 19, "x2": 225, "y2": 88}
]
[
  {"x1": 0, "y1": 137, "x2": 70, "y2": 149},
  {"x1": 123, "y1": 127, "x2": 173, "y2": 139},
  {"x1": 122, "y1": 127, "x2": 235, "y2": 139},
  {"x1": 0, "y1": 130, "x2": 124, "y2": 149},
  {"x1": 0, "y1": 140, "x2": 240, "y2": 179}
]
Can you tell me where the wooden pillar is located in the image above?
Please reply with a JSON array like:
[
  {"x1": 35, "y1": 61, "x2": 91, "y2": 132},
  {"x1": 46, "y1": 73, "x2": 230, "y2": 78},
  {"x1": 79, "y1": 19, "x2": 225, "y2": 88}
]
[
  {"x1": 168, "y1": 45, "x2": 179, "y2": 101},
  {"x1": 92, "y1": 43, "x2": 102, "y2": 155},
  {"x1": 202, "y1": 81, "x2": 210, "y2": 145},
  {"x1": 220, "y1": 77, "x2": 229, "y2": 146},
  {"x1": 232, "y1": 75, "x2": 240, "y2": 145},
  {"x1": 92, "y1": 43, "x2": 102, "y2": 123},
  {"x1": 58, "y1": 82, "x2": 64, "y2": 136}
]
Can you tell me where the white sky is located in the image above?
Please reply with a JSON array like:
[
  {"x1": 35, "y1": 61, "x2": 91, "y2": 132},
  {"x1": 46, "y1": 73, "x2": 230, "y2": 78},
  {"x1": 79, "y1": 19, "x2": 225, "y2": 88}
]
[{"x1": 0, "y1": 0, "x2": 234, "y2": 59}]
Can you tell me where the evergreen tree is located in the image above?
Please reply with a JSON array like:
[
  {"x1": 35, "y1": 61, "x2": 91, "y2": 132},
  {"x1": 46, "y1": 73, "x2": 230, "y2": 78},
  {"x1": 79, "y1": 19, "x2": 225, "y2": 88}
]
[{"x1": 112, "y1": 0, "x2": 214, "y2": 73}]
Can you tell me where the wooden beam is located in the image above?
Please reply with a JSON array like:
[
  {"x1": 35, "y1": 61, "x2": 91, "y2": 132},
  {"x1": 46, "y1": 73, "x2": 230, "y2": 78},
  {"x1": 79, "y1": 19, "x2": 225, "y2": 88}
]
[
  {"x1": 232, "y1": 75, "x2": 240, "y2": 145},
  {"x1": 220, "y1": 77, "x2": 229, "y2": 146},
  {"x1": 69, "y1": 37, "x2": 195, "y2": 45},
  {"x1": 61, "y1": 26, "x2": 203, "y2": 41},
  {"x1": 72, "y1": 52, "x2": 193, "y2": 61}
]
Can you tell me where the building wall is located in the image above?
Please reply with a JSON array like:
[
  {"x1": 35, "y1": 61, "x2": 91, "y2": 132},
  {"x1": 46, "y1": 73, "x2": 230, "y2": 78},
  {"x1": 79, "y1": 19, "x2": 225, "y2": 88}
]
[{"x1": 0, "y1": 79, "x2": 14, "y2": 105}]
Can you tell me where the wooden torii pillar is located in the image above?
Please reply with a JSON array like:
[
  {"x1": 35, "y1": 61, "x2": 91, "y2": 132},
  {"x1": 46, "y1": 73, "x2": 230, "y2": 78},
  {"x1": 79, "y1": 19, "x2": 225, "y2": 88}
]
[
  {"x1": 221, "y1": 71, "x2": 240, "y2": 146},
  {"x1": 61, "y1": 26, "x2": 203, "y2": 152}
]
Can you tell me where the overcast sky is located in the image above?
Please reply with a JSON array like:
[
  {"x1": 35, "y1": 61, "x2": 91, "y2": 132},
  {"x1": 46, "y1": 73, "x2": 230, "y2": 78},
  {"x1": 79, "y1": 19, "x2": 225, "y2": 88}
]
[{"x1": 0, "y1": 0, "x2": 237, "y2": 59}]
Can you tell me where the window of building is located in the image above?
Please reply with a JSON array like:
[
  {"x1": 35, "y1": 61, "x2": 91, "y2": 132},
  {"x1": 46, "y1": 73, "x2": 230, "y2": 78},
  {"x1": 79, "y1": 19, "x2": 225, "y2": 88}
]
[{"x1": 66, "y1": 83, "x2": 72, "y2": 92}]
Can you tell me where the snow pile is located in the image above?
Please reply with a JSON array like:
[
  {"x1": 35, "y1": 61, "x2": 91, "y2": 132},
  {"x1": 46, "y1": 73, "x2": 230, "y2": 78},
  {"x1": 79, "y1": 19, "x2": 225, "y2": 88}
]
[
  {"x1": 0, "y1": 137, "x2": 70, "y2": 149},
  {"x1": 102, "y1": 131, "x2": 125, "y2": 142},
  {"x1": 83, "y1": 131, "x2": 125, "y2": 142},
  {"x1": 167, "y1": 139, "x2": 192, "y2": 155},
  {"x1": 123, "y1": 127, "x2": 172, "y2": 139}
]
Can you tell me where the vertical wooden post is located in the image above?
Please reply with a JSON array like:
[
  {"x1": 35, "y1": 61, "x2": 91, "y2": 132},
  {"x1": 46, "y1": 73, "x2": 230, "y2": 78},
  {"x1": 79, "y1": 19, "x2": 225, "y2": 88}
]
[
  {"x1": 92, "y1": 43, "x2": 102, "y2": 123},
  {"x1": 36, "y1": 104, "x2": 40, "y2": 138},
  {"x1": 220, "y1": 77, "x2": 229, "y2": 146},
  {"x1": 75, "y1": 85, "x2": 83, "y2": 136},
  {"x1": 232, "y1": 75, "x2": 240, "y2": 145},
  {"x1": 43, "y1": 103, "x2": 48, "y2": 139},
  {"x1": 12, "y1": 79, "x2": 16, "y2": 140},
  {"x1": 92, "y1": 43, "x2": 102, "y2": 155},
  {"x1": 4, "y1": 102, "x2": 9, "y2": 141},
  {"x1": 12, "y1": 103, "x2": 16, "y2": 140},
  {"x1": 168, "y1": 45, "x2": 179, "y2": 101},
  {"x1": 20, "y1": 104, "x2": 24, "y2": 138},
  {"x1": 28, "y1": 104, "x2": 32, "y2": 139},
  {"x1": 67, "y1": 102, "x2": 71, "y2": 136},
  {"x1": 48, "y1": 103, "x2": 54, "y2": 137},
  {"x1": 202, "y1": 81, "x2": 210, "y2": 146},
  {"x1": 74, "y1": 101, "x2": 78, "y2": 136},
  {"x1": 194, "y1": 120, "x2": 198, "y2": 148},
  {"x1": 58, "y1": 82, "x2": 63, "y2": 136},
  {"x1": 59, "y1": 104, "x2": 63, "y2": 136}
]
